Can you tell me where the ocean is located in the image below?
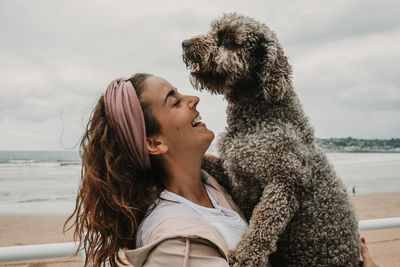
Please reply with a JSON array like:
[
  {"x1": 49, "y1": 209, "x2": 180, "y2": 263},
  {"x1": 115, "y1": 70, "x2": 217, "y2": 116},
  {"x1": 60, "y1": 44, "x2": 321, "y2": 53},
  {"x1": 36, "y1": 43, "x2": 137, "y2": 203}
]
[{"x1": 0, "y1": 151, "x2": 399, "y2": 214}]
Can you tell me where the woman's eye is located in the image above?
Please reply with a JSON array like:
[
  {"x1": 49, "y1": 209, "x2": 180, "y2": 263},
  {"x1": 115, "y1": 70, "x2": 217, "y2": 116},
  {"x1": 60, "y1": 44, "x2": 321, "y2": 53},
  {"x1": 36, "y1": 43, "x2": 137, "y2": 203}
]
[{"x1": 173, "y1": 99, "x2": 181, "y2": 106}]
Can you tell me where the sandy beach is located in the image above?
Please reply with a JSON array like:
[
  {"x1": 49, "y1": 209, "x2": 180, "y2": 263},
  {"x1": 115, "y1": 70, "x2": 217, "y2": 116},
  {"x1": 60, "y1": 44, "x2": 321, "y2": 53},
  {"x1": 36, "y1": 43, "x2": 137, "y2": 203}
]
[
  {"x1": 0, "y1": 214, "x2": 83, "y2": 267},
  {"x1": 1, "y1": 192, "x2": 399, "y2": 267},
  {"x1": 351, "y1": 192, "x2": 400, "y2": 267}
]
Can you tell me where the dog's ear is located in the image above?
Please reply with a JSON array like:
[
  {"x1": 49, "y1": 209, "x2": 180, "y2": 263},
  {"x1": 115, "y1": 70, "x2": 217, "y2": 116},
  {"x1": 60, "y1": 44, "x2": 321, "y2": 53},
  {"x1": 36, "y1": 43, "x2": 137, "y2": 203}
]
[{"x1": 257, "y1": 32, "x2": 292, "y2": 102}]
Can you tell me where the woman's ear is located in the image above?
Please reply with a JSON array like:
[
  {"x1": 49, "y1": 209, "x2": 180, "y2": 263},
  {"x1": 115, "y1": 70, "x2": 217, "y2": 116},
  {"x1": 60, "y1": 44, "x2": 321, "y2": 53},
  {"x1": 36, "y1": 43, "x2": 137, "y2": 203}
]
[
  {"x1": 147, "y1": 135, "x2": 168, "y2": 155},
  {"x1": 258, "y1": 32, "x2": 292, "y2": 102}
]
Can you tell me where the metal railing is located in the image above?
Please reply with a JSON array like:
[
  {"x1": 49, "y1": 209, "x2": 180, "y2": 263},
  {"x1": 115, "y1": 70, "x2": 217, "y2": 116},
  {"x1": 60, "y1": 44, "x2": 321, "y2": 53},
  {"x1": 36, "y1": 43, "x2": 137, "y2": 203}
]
[
  {"x1": 358, "y1": 217, "x2": 400, "y2": 231},
  {"x1": 1, "y1": 217, "x2": 400, "y2": 263},
  {"x1": 0, "y1": 241, "x2": 84, "y2": 262}
]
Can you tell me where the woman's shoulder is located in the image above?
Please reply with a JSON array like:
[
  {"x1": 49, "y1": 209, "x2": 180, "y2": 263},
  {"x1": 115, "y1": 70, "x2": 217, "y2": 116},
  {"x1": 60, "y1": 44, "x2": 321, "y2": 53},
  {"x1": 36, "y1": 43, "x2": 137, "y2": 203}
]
[
  {"x1": 136, "y1": 170, "x2": 214, "y2": 244},
  {"x1": 126, "y1": 217, "x2": 231, "y2": 267},
  {"x1": 135, "y1": 191, "x2": 198, "y2": 247},
  {"x1": 136, "y1": 169, "x2": 246, "y2": 247},
  {"x1": 202, "y1": 170, "x2": 248, "y2": 222},
  {"x1": 140, "y1": 191, "x2": 198, "y2": 225}
]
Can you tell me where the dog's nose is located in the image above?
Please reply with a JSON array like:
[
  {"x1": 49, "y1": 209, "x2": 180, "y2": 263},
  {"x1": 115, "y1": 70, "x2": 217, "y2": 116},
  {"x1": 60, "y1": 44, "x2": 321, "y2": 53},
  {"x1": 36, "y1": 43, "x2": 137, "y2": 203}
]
[{"x1": 182, "y1": 39, "x2": 194, "y2": 49}]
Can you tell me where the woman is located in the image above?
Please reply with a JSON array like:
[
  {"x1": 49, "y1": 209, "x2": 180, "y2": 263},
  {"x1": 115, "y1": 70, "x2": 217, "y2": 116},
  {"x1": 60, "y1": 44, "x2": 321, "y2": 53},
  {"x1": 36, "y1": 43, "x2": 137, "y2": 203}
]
[{"x1": 65, "y1": 73, "x2": 377, "y2": 267}]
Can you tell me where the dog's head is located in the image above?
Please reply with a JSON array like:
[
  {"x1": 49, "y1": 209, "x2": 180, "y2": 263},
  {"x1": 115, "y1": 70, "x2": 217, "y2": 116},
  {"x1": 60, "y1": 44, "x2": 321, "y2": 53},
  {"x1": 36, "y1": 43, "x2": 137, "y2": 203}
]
[{"x1": 182, "y1": 13, "x2": 292, "y2": 102}]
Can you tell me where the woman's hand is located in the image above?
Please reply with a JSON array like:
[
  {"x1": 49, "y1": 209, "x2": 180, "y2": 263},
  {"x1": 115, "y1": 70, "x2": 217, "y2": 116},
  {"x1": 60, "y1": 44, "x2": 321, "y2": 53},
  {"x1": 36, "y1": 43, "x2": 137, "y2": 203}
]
[{"x1": 361, "y1": 237, "x2": 379, "y2": 267}]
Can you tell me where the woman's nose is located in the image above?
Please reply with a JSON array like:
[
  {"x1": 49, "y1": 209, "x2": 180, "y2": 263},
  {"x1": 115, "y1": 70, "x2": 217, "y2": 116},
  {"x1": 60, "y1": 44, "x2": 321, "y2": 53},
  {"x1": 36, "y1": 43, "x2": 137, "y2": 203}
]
[{"x1": 187, "y1": 95, "x2": 200, "y2": 109}]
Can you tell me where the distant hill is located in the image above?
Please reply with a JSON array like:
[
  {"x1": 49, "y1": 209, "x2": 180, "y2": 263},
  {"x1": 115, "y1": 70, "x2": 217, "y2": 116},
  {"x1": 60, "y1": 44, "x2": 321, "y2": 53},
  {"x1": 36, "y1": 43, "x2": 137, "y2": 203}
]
[
  {"x1": 315, "y1": 137, "x2": 400, "y2": 153},
  {"x1": 208, "y1": 137, "x2": 400, "y2": 154}
]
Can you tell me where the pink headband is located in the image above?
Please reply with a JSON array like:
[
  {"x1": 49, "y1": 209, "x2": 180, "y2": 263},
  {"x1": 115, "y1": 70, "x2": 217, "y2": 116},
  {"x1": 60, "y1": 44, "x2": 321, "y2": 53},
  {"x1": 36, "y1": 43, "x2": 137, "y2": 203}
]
[{"x1": 104, "y1": 77, "x2": 151, "y2": 170}]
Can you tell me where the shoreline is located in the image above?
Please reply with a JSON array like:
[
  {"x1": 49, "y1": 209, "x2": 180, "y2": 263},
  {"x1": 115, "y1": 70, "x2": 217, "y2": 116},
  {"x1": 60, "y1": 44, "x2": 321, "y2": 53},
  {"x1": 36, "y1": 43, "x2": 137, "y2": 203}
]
[{"x1": 0, "y1": 192, "x2": 399, "y2": 266}]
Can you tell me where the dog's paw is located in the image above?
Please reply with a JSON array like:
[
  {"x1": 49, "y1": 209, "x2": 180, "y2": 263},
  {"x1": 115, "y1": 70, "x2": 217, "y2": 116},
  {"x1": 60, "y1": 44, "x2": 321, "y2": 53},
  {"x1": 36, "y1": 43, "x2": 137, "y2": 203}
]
[
  {"x1": 228, "y1": 249, "x2": 239, "y2": 267},
  {"x1": 228, "y1": 249, "x2": 250, "y2": 267},
  {"x1": 228, "y1": 247, "x2": 269, "y2": 267}
]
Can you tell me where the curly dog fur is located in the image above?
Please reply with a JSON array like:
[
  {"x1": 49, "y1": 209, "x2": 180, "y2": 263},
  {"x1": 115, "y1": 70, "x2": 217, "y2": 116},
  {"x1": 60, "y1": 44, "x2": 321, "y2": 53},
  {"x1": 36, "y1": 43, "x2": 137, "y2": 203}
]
[{"x1": 182, "y1": 13, "x2": 361, "y2": 266}]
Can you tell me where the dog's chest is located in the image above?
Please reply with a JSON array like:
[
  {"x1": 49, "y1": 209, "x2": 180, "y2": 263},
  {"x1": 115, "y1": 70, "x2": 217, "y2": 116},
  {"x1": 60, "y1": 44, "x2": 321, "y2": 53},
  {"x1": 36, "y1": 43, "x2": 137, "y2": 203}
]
[
  {"x1": 226, "y1": 100, "x2": 268, "y2": 131},
  {"x1": 217, "y1": 131, "x2": 263, "y2": 185}
]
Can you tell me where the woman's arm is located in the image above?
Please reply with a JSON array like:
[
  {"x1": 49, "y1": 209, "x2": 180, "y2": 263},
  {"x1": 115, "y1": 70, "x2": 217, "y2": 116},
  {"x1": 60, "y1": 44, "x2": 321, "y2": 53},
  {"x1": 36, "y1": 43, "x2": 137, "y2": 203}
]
[{"x1": 143, "y1": 237, "x2": 229, "y2": 267}]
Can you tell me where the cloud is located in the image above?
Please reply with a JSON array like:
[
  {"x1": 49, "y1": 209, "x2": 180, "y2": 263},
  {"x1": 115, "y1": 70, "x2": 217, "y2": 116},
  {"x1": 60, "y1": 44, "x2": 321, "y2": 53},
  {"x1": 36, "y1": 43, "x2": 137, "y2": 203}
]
[
  {"x1": 290, "y1": 28, "x2": 400, "y2": 138},
  {"x1": 0, "y1": 0, "x2": 399, "y2": 149}
]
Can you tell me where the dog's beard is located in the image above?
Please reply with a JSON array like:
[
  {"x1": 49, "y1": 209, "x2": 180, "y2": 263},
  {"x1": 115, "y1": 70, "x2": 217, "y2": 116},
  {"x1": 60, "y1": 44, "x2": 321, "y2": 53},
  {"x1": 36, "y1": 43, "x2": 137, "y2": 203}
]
[
  {"x1": 183, "y1": 55, "x2": 219, "y2": 92},
  {"x1": 189, "y1": 71, "x2": 228, "y2": 95},
  {"x1": 183, "y1": 53, "x2": 237, "y2": 95}
]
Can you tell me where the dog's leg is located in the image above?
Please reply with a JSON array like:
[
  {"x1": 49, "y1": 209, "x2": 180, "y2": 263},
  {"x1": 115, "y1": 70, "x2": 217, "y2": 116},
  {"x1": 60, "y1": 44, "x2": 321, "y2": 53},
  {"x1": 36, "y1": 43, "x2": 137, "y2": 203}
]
[
  {"x1": 228, "y1": 182, "x2": 299, "y2": 267},
  {"x1": 202, "y1": 153, "x2": 232, "y2": 193}
]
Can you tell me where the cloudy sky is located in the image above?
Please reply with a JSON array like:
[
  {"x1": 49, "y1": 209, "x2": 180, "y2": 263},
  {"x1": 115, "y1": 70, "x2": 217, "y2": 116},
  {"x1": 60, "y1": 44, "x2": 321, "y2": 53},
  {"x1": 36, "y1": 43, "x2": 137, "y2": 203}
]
[{"x1": 1, "y1": 0, "x2": 399, "y2": 150}]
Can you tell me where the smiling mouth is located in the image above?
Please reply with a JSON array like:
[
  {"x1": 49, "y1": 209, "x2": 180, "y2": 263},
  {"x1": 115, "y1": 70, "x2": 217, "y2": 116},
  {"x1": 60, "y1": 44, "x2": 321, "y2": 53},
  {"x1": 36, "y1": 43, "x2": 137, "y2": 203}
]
[
  {"x1": 190, "y1": 62, "x2": 203, "y2": 75},
  {"x1": 191, "y1": 114, "x2": 203, "y2": 127},
  {"x1": 183, "y1": 56, "x2": 205, "y2": 75}
]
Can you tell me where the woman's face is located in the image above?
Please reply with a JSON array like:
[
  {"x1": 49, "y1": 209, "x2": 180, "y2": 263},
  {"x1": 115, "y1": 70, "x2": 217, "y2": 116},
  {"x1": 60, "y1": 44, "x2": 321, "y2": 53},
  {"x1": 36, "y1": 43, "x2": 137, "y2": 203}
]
[{"x1": 141, "y1": 76, "x2": 214, "y2": 156}]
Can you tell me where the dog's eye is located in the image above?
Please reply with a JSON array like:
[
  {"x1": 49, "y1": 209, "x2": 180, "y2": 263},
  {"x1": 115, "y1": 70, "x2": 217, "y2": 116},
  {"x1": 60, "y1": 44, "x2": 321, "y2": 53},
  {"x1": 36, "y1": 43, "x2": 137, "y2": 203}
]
[{"x1": 217, "y1": 31, "x2": 237, "y2": 49}]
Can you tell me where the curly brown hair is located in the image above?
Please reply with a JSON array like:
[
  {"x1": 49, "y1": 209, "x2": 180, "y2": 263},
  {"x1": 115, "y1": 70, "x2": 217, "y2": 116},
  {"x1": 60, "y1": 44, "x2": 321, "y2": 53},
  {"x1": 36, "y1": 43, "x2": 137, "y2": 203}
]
[{"x1": 64, "y1": 73, "x2": 165, "y2": 266}]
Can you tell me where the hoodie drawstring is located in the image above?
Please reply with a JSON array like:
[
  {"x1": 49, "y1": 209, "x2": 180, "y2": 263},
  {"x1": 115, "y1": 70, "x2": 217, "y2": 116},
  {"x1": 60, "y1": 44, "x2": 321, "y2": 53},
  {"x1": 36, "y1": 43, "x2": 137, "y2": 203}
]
[{"x1": 183, "y1": 238, "x2": 190, "y2": 267}]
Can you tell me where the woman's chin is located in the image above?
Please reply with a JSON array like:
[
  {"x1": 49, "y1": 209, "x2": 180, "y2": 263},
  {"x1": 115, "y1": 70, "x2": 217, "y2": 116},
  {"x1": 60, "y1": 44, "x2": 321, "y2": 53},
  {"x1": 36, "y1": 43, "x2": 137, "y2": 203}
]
[
  {"x1": 205, "y1": 127, "x2": 215, "y2": 141},
  {"x1": 202, "y1": 130, "x2": 215, "y2": 152}
]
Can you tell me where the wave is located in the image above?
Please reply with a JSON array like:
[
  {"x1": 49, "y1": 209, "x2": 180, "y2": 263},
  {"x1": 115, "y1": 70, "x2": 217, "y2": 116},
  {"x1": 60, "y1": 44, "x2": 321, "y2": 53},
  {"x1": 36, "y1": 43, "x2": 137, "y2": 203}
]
[
  {"x1": 0, "y1": 151, "x2": 80, "y2": 165},
  {"x1": 59, "y1": 161, "x2": 81, "y2": 166},
  {"x1": 0, "y1": 159, "x2": 81, "y2": 166},
  {"x1": 18, "y1": 197, "x2": 73, "y2": 203},
  {"x1": 0, "y1": 160, "x2": 81, "y2": 167},
  {"x1": 19, "y1": 198, "x2": 50, "y2": 203},
  {"x1": 0, "y1": 159, "x2": 36, "y2": 164}
]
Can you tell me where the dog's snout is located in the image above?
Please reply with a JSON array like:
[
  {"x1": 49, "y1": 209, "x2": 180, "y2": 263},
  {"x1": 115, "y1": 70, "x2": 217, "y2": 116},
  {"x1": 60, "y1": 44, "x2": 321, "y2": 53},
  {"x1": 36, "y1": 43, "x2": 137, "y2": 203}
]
[{"x1": 182, "y1": 39, "x2": 194, "y2": 49}]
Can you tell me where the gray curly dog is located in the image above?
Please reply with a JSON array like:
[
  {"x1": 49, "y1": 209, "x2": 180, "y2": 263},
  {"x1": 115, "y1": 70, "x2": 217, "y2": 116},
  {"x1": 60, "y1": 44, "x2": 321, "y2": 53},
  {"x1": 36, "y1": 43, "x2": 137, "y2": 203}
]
[{"x1": 182, "y1": 13, "x2": 361, "y2": 267}]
